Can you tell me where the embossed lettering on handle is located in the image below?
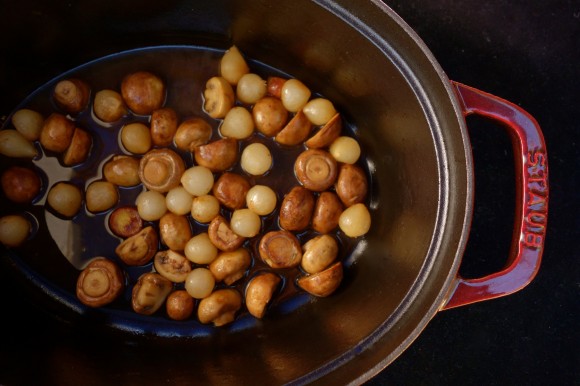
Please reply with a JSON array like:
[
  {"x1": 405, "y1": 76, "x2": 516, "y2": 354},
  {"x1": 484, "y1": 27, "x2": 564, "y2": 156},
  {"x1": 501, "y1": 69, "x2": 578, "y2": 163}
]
[{"x1": 443, "y1": 82, "x2": 549, "y2": 309}]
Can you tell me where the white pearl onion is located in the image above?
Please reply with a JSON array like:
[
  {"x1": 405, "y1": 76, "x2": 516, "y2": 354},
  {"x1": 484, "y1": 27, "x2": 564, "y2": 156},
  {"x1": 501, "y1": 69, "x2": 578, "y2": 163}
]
[
  {"x1": 329, "y1": 136, "x2": 361, "y2": 164},
  {"x1": 181, "y1": 166, "x2": 214, "y2": 196},
  {"x1": 136, "y1": 190, "x2": 167, "y2": 221},
  {"x1": 230, "y1": 209, "x2": 261, "y2": 237},
  {"x1": 185, "y1": 268, "x2": 215, "y2": 299},
  {"x1": 0, "y1": 215, "x2": 30, "y2": 247},
  {"x1": 191, "y1": 195, "x2": 221, "y2": 223},
  {"x1": 303, "y1": 98, "x2": 337, "y2": 126},
  {"x1": 338, "y1": 203, "x2": 371, "y2": 237},
  {"x1": 184, "y1": 232, "x2": 218, "y2": 264},
  {"x1": 166, "y1": 186, "x2": 194, "y2": 215},
  {"x1": 281, "y1": 79, "x2": 311, "y2": 113},
  {"x1": 220, "y1": 106, "x2": 254, "y2": 139},
  {"x1": 236, "y1": 73, "x2": 267, "y2": 105},
  {"x1": 12, "y1": 109, "x2": 44, "y2": 141},
  {"x1": 246, "y1": 185, "x2": 277, "y2": 216},
  {"x1": 120, "y1": 122, "x2": 151, "y2": 154},
  {"x1": 220, "y1": 46, "x2": 249, "y2": 85},
  {"x1": 241, "y1": 143, "x2": 272, "y2": 176}
]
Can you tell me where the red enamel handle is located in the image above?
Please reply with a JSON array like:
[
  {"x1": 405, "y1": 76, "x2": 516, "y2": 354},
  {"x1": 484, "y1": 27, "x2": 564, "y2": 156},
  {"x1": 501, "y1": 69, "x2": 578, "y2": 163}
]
[{"x1": 442, "y1": 82, "x2": 549, "y2": 309}]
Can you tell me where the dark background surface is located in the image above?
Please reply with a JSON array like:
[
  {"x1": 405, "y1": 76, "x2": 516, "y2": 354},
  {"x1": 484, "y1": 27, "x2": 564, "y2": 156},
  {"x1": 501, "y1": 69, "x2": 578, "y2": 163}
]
[
  {"x1": 369, "y1": 1, "x2": 579, "y2": 385},
  {"x1": 0, "y1": 1, "x2": 578, "y2": 385}
]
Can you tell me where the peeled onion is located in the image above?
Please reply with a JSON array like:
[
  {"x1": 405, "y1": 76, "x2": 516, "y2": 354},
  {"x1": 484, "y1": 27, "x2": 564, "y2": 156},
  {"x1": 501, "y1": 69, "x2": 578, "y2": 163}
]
[
  {"x1": 241, "y1": 143, "x2": 272, "y2": 176},
  {"x1": 165, "y1": 186, "x2": 194, "y2": 215},
  {"x1": 230, "y1": 209, "x2": 261, "y2": 238},
  {"x1": 0, "y1": 215, "x2": 31, "y2": 247},
  {"x1": 181, "y1": 166, "x2": 214, "y2": 196},
  {"x1": 185, "y1": 268, "x2": 215, "y2": 299},
  {"x1": 136, "y1": 190, "x2": 167, "y2": 221},
  {"x1": 0, "y1": 130, "x2": 38, "y2": 158},
  {"x1": 338, "y1": 203, "x2": 371, "y2": 237},
  {"x1": 184, "y1": 232, "x2": 218, "y2": 264},
  {"x1": 12, "y1": 109, "x2": 44, "y2": 141}
]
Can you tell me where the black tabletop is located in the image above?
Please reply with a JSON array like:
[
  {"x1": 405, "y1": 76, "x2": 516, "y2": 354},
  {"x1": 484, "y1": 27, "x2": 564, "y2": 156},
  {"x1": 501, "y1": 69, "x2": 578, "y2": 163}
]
[{"x1": 369, "y1": 1, "x2": 579, "y2": 385}]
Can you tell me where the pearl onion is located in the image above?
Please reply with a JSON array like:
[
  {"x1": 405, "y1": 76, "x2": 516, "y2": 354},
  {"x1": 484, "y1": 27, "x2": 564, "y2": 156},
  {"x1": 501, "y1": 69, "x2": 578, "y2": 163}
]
[
  {"x1": 220, "y1": 106, "x2": 254, "y2": 139},
  {"x1": 338, "y1": 203, "x2": 371, "y2": 237},
  {"x1": 303, "y1": 98, "x2": 337, "y2": 126},
  {"x1": 47, "y1": 182, "x2": 82, "y2": 218},
  {"x1": 120, "y1": 122, "x2": 151, "y2": 154},
  {"x1": 241, "y1": 143, "x2": 272, "y2": 176},
  {"x1": 281, "y1": 79, "x2": 311, "y2": 113},
  {"x1": 246, "y1": 185, "x2": 277, "y2": 216},
  {"x1": 329, "y1": 136, "x2": 361, "y2": 164},
  {"x1": 0, "y1": 215, "x2": 30, "y2": 247},
  {"x1": 236, "y1": 73, "x2": 267, "y2": 105},
  {"x1": 220, "y1": 45, "x2": 249, "y2": 85},
  {"x1": 191, "y1": 195, "x2": 221, "y2": 223},
  {"x1": 166, "y1": 186, "x2": 194, "y2": 215},
  {"x1": 230, "y1": 209, "x2": 261, "y2": 237},
  {"x1": 184, "y1": 232, "x2": 218, "y2": 264},
  {"x1": 185, "y1": 268, "x2": 215, "y2": 299},
  {"x1": 136, "y1": 190, "x2": 167, "y2": 221},
  {"x1": 181, "y1": 166, "x2": 214, "y2": 196}
]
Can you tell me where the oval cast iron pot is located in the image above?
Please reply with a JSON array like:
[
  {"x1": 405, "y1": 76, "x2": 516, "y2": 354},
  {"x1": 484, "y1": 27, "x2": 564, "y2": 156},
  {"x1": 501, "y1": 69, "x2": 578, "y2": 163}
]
[{"x1": 0, "y1": 0, "x2": 548, "y2": 384}]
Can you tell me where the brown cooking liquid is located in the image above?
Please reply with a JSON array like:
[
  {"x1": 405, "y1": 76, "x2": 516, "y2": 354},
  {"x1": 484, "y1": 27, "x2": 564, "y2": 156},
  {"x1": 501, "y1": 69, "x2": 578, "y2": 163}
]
[{"x1": 0, "y1": 46, "x2": 364, "y2": 324}]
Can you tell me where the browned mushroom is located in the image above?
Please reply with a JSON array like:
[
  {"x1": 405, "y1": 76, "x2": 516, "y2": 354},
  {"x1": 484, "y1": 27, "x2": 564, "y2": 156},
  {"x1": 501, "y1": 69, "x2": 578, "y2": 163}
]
[
  {"x1": 76, "y1": 257, "x2": 124, "y2": 308},
  {"x1": 259, "y1": 230, "x2": 302, "y2": 269},
  {"x1": 275, "y1": 110, "x2": 312, "y2": 146},
  {"x1": 266, "y1": 76, "x2": 286, "y2": 98},
  {"x1": 297, "y1": 261, "x2": 343, "y2": 297},
  {"x1": 158, "y1": 212, "x2": 192, "y2": 251},
  {"x1": 174, "y1": 117, "x2": 212, "y2": 151},
  {"x1": 212, "y1": 172, "x2": 251, "y2": 210},
  {"x1": 335, "y1": 163, "x2": 368, "y2": 207},
  {"x1": 245, "y1": 272, "x2": 281, "y2": 319},
  {"x1": 294, "y1": 149, "x2": 338, "y2": 192},
  {"x1": 1, "y1": 166, "x2": 41, "y2": 204},
  {"x1": 194, "y1": 137, "x2": 238, "y2": 172},
  {"x1": 301, "y1": 235, "x2": 339, "y2": 274},
  {"x1": 63, "y1": 127, "x2": 92, "y2": 166},
  {"x1": 252, "y1": 96, "x2": 288, "y2": 137},
  {"x1": 121, "y1": 71, "x2": 166, "y2": 115},
  {"x1": 40, "y1": 113, "x2": 75, "y2": 153},
  {"x1": 154, "y1": 250, "x2": 192, "y2": 283},
  {"x1": 166, "y1": 290, "x2": 194, "y2": 321},
  {"x1": 209, "y1": 248, "x2": 251, "y2": 285},
  {"x1": 103, "y1": 155, "x2": 141, "y2": 187},
  {"x1": 208, "y1": 215, "x2": 246, "y2": 252},
  {"x1": 108, "y1": 206, "x2": 143, "y2": 238},
  {"x1": 197, "y1": 288, "x2": 242, "y2": 326},
  {"x1": 53, "y1": 78, "x2": 90, "y2": 114},
  {"x1": 203, "y1": 76, "x2": 235, "y2": 119},
  {"x1": 138, "y1": 148, "x2": 185, "y2": 193},
  {"x1": 304, "y1": 112, "x2": 342, "y2": 149},
  {"x1": 312, "y1": 191, "x2": 343, "y2": 234},
  {"x1": 131, "y1": 272, "x2": 173, "y2": 315},
  {"x1": 150, "y1": 107, "x2": 178, "y2": 147},
  {"x1": 115, "y1": 226, "x2": 158, "y2": 266},
  {"x1": 279, "y1": 186, "x2": 314, "y2": 231}
]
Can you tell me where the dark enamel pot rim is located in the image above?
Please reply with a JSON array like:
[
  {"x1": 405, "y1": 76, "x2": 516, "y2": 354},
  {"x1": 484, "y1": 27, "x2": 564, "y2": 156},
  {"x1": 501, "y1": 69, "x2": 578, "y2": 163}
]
[{"x1": 0, "y1": 1, "x2": 548, "y2": 384}]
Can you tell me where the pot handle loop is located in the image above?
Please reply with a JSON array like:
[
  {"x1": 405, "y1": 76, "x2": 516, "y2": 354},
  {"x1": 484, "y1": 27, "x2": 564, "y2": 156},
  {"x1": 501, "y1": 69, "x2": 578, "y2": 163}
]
[{"x1": 442, "y1": 82, "x2": 549, "y2": 309}]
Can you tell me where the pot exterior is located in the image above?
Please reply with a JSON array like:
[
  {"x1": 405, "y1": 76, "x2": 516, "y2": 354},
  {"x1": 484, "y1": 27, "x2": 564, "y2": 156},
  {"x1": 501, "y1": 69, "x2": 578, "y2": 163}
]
[{"x1": 0, "y1": 1, "x2": 472, "y2": 384}]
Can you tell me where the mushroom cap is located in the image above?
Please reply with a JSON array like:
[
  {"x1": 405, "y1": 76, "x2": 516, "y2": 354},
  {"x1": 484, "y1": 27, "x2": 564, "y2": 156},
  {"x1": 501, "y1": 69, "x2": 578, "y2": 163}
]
[{"x1": 139, "y1": 148, "x2": 186, "y2": 193}]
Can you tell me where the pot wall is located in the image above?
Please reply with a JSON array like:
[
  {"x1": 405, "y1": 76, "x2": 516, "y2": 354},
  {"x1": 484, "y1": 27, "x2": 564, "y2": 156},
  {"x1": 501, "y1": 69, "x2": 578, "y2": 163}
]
[{"x1": 0, "y1": 1, "x2": 471, "y2": 384}]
